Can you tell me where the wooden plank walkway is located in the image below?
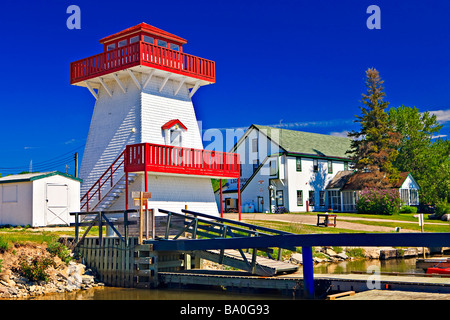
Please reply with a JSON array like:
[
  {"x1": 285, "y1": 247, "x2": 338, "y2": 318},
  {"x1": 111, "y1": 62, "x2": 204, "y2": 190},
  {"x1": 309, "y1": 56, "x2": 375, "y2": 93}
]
[{"x1": 195, "y1": 249, "x2": 298, "y2": 276}]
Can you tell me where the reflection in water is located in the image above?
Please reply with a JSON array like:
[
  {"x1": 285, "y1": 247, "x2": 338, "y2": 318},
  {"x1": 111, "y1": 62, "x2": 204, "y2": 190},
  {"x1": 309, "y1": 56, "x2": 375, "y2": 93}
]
[
  {"x1": 25, "y1": 287, "x2": 286, "y2": 301},
  {"x1": 313, "y1": 257, "x2": 420, "y2": 274}
]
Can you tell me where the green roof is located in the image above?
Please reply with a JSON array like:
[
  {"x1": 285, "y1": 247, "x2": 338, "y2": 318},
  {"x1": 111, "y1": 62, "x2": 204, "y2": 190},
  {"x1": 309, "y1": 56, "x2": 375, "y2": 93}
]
[
  {"x1": 0, "y1": 171, "x2": 82, "y2": 184},
  {"x1": 252, "y1": 124, "x2": 352, "y2": 159}
]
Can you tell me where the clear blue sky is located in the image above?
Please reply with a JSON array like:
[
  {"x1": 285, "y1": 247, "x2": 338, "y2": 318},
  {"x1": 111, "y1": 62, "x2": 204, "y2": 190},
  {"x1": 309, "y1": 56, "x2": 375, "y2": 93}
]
[{"x1": 0, "y1": 0, "x2": 449, "y2": 175}]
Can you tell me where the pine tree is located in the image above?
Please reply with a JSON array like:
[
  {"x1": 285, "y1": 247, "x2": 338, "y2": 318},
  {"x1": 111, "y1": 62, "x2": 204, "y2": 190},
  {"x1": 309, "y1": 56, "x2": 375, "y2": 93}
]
[{"x1": 347, "y1": 68, "x2": 401, "y2": 187}]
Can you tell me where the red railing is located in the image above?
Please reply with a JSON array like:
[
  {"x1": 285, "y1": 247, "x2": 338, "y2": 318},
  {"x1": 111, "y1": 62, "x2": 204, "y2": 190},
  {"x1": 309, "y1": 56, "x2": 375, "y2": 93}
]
[
  {"x1": 125, "y1": 143, "x2": 240, "y2": 178},
  {"x1": 80, "y1": 143, "x2": 240, "y2": 211},
  {"x1": 80, "y1": 150, "x2": 125, "y2": 212},
  {"x1": 70, "y1": 41, "x2": 215, "y2": 84}
]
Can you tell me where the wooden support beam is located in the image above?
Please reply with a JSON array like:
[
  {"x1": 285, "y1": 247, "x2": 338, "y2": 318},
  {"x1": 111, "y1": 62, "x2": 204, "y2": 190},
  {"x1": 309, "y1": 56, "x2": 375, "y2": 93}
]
[
  {"x1": 113, "y1": 73, "x2": 126, "y2": 93},
  {"x1": 159, "y1": 73, "x2": 171, "y2": 93},
  {"x1": 143, "y1": 69, "x2": 155, "y2": 89},
  {"x1": 127, "y1": 69, "x2": 142, "y2": 90},
  {"x1": 174, "y1": 77, "x2": 187, "y2": 96},
  {"x1": 84, "y1": 81, "x2": 98, "y2": 100},
  {"x1": 98, "y1": 77, "x2": 113, "y2": 97},
  {"x1": 188, "y1": 80, "x2": 201, "y2": 98}
]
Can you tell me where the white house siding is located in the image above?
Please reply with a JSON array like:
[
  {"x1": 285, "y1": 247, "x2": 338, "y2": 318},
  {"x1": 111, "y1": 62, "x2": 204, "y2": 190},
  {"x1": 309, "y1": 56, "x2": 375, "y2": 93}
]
[
  {"x1": 0, "y1": 182, "x2": 32, "y2": 226},
  {"x1": 141, "y1": 76, "x2": 203, "y2": 149},
  {"x1": 79, "y1": 75, "x2": 141, "y2": 197},
  {"x1": 286, "y1": 157, "x2": 347, "y2": 212}
]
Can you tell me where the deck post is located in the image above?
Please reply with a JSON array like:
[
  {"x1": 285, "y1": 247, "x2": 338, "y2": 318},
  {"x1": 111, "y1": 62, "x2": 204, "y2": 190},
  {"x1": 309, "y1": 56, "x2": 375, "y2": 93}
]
[
  {"x1": 220, "y1": 179, "x2": 223, "y2": 218},
  {"x1": 302, "y1": 246, "x2": 314, "y2": 299},
  {"x1": 125, "y1": 172, "x2": 129, "y2": 210},
  {"x1": 238, "y1": 176, "x2": 241, "y2": 221}
]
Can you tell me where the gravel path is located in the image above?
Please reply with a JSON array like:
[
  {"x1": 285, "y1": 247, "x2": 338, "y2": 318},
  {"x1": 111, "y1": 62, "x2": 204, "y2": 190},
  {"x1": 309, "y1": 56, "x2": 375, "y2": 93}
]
[{"x1": 224, "y1": 213, "x2": 441, "y2": 233}]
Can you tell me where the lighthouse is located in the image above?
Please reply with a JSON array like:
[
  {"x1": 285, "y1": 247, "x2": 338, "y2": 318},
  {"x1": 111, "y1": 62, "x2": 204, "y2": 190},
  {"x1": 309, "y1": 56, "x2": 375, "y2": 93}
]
[{"x1": 70, "y1": 23, "x2": 240, "y2": 216}]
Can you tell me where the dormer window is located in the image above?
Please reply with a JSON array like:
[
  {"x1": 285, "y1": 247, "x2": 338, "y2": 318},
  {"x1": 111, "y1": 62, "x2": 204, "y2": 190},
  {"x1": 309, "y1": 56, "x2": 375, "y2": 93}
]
[{"x1": 162, "y1": 119, "x2": 187, "y2": 147}]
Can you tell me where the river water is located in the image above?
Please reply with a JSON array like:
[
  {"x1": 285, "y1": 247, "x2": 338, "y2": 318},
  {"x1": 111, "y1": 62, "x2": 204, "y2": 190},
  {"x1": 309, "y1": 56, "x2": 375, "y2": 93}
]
[{"x1": 22, "y1": 256, "x2": 433, "y2": 300}]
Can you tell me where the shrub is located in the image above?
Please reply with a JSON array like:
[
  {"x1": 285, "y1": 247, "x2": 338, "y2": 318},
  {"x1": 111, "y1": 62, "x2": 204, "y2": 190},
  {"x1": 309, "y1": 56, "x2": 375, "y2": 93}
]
[
  {"x1": 399, "y1": 205, "x2": 418, "y2": 214},
  {"x1": 19, "y1": 257, "x2": 55, "y2": 283},
  {"x1": 435, "y1": 198, "x2": 450, "y2": 218},
  {"x1": 356, "y1": 188, "x2": 402, "y2": 215},
  {"x1": 47, "y1": 241, "x2": 72, "y2": 264}
]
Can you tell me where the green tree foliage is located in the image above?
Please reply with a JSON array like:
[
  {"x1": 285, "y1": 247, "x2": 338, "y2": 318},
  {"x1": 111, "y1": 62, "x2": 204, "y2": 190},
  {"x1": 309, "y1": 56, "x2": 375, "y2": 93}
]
[
  {"x1": 389, "y1": 106, "x2": 450, "y2": 204},
  {"x1": 347, "y1": 68, "x2": 401, "y2": 186}
]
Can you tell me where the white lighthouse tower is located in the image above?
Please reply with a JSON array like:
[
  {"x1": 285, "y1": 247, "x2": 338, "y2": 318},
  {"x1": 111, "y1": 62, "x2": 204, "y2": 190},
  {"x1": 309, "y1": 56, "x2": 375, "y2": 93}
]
[{"x1": 70, "y1": 23, "x2": 240, "y2": 215}]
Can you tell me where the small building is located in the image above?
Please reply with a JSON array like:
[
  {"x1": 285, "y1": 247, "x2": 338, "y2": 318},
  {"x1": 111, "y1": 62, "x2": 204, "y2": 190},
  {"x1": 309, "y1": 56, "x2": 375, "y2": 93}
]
[
  {"x1": 326, "y1": 171, "x2": 420, "y2": 212},
  {"x1": 0, "y1": 172, "x2": 81, "y2": 227}
]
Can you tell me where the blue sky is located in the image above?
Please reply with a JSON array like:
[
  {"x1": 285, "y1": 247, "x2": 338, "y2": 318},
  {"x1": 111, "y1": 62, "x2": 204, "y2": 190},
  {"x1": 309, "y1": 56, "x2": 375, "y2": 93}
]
[{"x1": 0, "y1": 0, "x2": 449, "y2": 175}]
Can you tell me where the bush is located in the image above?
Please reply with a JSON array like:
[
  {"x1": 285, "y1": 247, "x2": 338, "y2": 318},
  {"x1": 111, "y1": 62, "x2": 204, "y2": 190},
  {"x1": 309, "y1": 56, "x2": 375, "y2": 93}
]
[
  {"x1": 47, "y1": 241, "x2": 72, "y2": 264},
  {"x1": 399, "y1": 205, "x2": 418, "y2": 214},
  {"x1": 435, "y1": 198, "x2": 450, "y2": 218},
  {"x1": 356, "y1": 188, "x2": 402, "y2": 215},
  {"x1": 19, "y1": 257, "x2": 55, "y2": 283}
]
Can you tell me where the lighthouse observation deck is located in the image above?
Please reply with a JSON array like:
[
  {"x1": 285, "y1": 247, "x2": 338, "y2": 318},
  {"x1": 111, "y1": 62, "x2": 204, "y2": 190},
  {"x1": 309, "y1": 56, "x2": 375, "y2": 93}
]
[{"x1": 70, "y1": 23, "x2": 215, "y2": 86}]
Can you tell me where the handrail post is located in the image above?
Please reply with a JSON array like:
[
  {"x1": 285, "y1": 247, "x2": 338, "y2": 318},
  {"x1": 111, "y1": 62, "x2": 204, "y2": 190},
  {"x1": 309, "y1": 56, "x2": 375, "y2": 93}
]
[
  {"x1": 302, "y1": 246, "x2": 315, "y2": 299},
  {"x1": 98, "y1": 211, "x2": 103, "y2": 247},
  {"x1": 74, "y1": 212, "x2": 79, "y2": 243}
]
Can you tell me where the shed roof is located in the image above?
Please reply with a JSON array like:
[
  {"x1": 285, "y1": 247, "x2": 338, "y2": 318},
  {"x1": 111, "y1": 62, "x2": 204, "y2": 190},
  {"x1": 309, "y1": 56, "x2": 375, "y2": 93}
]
[
  {"x1": 252, "y1": 124, "x2": 352, "y2": 159},
  {"x1": 326, "y1": 171, "x2": 417, "y2": 191},
  {"x1": 0, "y1": 171, "x2": 82, "y2": 184}
]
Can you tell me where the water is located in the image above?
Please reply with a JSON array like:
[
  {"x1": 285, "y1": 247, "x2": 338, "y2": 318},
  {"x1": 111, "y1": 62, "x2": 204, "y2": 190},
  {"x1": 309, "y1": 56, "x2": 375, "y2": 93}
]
[{"x1": 21, "y1": 255, "x2": 448, "y2": 300}]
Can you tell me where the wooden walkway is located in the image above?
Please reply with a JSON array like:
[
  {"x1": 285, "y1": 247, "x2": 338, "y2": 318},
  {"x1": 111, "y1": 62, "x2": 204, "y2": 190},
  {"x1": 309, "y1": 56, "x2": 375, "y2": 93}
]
[{"x1": 196, "y1": 249, "x2": 298, "y2": 276}]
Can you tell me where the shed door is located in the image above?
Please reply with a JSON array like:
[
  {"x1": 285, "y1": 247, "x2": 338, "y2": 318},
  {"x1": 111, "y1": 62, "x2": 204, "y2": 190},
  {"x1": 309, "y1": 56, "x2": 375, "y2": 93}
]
[{"x1": 45, "y1": 184, "x2": 69, "y2": 226}]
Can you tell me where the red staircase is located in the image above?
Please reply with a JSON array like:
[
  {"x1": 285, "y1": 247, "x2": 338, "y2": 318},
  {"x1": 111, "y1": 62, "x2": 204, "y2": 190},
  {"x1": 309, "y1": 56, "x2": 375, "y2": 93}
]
[{"x1": 80, "y1": 143, "x2": 240, "y2": 212}]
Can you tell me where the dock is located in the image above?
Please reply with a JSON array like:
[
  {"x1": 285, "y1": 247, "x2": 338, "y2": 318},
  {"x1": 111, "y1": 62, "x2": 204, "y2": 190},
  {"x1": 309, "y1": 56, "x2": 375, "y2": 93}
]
[{"x1": 67, "y1": 208, "x2": 450, "y2": 299}]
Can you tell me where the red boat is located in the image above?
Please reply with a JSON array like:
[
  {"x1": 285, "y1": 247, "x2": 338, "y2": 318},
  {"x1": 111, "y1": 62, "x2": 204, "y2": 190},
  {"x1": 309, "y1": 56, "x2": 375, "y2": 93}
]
[{"x1": 426, "y1": 267, "x2": 450, "y2": 275}]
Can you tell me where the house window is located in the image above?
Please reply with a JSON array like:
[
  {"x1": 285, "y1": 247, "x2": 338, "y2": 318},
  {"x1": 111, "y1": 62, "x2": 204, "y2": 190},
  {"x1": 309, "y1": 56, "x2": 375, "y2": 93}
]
[
  {"x1": 297, "y1": 190, "x2": 303, "y2": 206},
  {"x1": 276, "y1": 190, "x2": 284, "y2": 206},
  {"x1": 410, "y1": 189, "x2": 419, "y2": 205},
  {"x1": 157, "y1": 39, "x2": 167, "y2": 47},
  {"x1": 269, "y1": 160, "x2": 277, "y2": 176},
  {"x1": 313, "y1": 159, "x2": 319, "y2": 172},
  {"x1": 130, "y1": 36, "x2": 139, "y2": 44},
  {"x1": 296, "y1": 157, "x2": 302, "y2": 172},
  {"x1": 253, "y1": 160, "x2": 260, "y2": 173},
  {"x1": 170, "y1": 43, "x2": 180, "y2": 51},
  {"x1": 328, "y1": 160, "x2": 333, "y2": 174},
  {"x1": 144, "y1": 36, "x2": 154, "y2": 44},
  {"x1": 328, "y1": 190, "x2": 341, "y2": 211},
  {"x1": 319, "y1": 191, "x2": 325, "y2": 207},
  {"x1": 118, "y1": 40, "x2": 127, "y2": 47},
  {"x1": 252, "y1": 138, "x2": 258, "y2": 152},
  {"x1": 400, "y1": 189, "x2": 409, "y2": 205},
  {"x1": 309, "y1": 191, "x2": 315, "y2": 207},
  {"x1": 344, "y1": 162, "x2": 349, "y2": 171}
]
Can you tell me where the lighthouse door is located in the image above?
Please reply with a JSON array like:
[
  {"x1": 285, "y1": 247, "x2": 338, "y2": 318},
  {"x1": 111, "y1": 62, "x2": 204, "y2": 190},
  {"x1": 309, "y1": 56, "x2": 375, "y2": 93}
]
[{"x1": 45, "y1": 184, "x2": 69, "y2": 226}]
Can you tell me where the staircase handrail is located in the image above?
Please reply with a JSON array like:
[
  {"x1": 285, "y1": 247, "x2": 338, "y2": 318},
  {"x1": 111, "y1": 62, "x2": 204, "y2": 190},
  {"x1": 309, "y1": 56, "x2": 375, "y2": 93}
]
[{"x1": 80, "y1": 149, "x2": 126, "y2": 211}]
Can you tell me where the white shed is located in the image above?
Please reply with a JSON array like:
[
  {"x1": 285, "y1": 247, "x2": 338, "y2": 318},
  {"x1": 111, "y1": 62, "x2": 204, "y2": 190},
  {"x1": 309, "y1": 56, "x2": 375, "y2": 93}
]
[{"x1": 0, "y1": 171, "x2": 81, "y2": 227}]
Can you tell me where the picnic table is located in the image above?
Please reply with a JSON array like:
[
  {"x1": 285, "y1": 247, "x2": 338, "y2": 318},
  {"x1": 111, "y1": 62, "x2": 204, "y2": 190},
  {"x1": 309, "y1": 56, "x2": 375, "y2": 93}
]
[{"x1": 316, "y1": 213, "x2": 337, "y2": 227}]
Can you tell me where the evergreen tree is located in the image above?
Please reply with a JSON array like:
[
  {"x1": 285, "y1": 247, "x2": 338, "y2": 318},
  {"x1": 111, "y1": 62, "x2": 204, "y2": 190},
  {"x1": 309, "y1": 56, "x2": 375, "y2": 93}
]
[{"x1": 347, "y1": 68, "x2": 401, "y2": 187}]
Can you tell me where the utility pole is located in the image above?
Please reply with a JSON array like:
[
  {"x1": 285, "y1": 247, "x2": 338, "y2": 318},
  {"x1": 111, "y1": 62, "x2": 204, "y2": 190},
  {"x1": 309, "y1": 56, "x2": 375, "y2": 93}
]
[{"x1": 74, "y1": 152, "x2": 79, "y2": 178}]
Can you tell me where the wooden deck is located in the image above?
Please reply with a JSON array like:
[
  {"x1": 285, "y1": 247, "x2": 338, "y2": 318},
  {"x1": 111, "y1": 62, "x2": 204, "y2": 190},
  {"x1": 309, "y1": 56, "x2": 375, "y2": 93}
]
[{"x1": 196, "y1": 249, "x2": 298, "y2": 276}]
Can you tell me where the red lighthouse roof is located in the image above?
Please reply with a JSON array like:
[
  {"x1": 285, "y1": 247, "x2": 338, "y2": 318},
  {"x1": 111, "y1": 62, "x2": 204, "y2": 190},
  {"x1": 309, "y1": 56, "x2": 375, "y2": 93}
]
[{"x1": 99, "y1": 22, "x2": 187, "y2": 46}]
